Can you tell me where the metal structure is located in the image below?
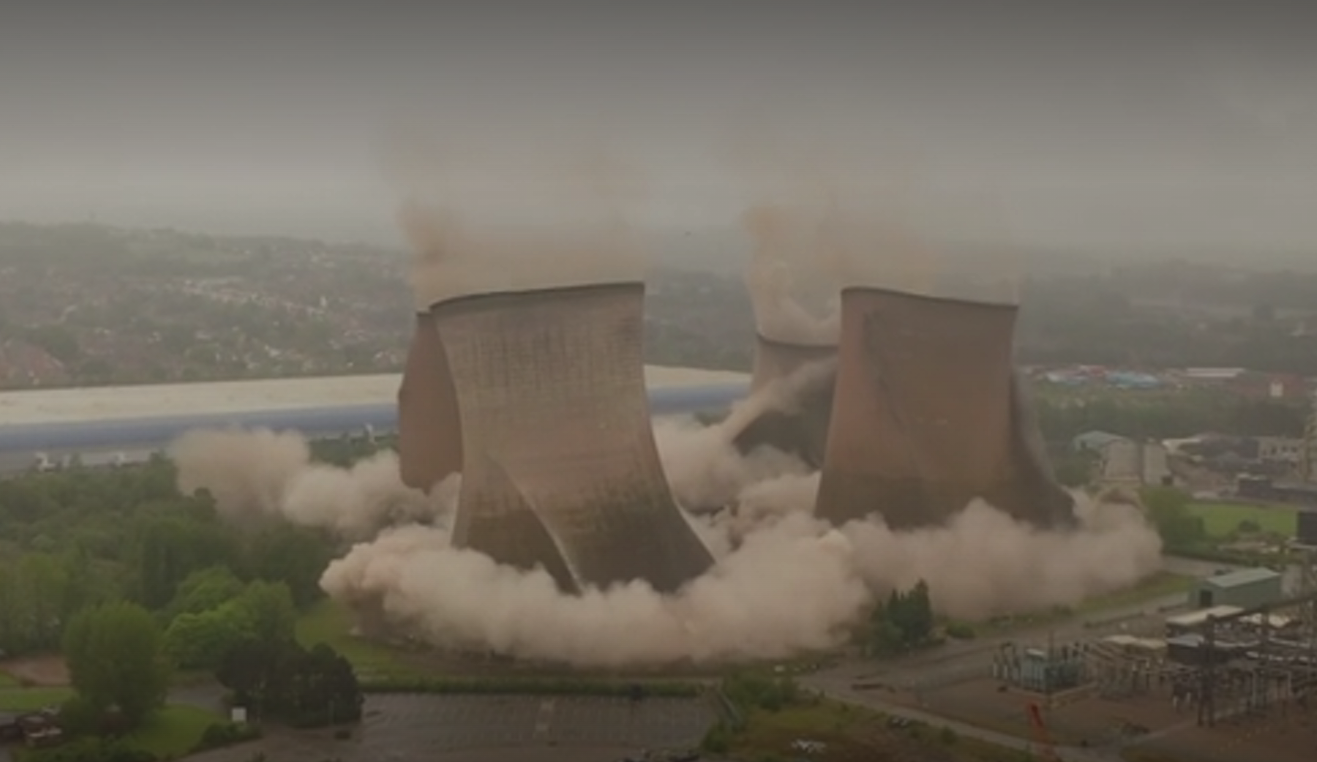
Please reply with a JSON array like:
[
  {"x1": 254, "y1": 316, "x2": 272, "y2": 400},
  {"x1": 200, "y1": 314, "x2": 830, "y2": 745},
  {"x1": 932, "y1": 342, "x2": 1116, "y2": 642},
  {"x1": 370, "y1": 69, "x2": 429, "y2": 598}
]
[
  {"x1": 814, "y1": 286, "x2": 1075, "y2": 530},
  {"x1": 396, "y1": 312, "x2": 463, "y2": 493},
  {"x1": 432, "y1": 282, "x2": 715, "y2": 595},
  {"x1": 1187, "y1": 590, "x2": 1317, "y2": 727},
  {"x1": 731, "y1": 334, "x2": 837, "y2": 469}
]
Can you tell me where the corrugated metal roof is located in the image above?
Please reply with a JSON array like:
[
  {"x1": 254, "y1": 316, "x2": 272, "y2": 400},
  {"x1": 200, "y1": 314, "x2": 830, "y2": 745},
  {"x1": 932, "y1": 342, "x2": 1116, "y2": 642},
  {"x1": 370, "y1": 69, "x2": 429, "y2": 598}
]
[
  {"x1": 1202, "y1": 567, "x2": 1282, "y2": 589},
  {"x1": 0, "y1": 365, "x2": 751, "y2": 426}
]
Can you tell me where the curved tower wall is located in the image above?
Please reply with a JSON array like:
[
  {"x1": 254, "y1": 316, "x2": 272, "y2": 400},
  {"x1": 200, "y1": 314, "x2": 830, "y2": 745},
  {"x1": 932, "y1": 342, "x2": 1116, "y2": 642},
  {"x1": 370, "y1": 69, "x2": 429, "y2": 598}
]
[
  {"x1": 814, "y1": 286, "x2": 1074, "y2": 530},
  {"x1": 396, "y1": 313, "x2": 463, "y2": 493},
  {"x1": 432, "y1": 282, "x2": 714, "y2": 594},
  {"x1": 732, "y1": 335, "x2": 837, "y2": 469}
]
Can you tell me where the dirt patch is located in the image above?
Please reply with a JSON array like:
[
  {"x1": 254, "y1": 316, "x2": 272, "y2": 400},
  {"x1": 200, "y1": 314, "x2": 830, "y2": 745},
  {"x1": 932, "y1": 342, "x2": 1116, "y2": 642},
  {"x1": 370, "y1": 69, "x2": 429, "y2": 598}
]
[{"x1": 0, "y1": 655, "x2": 69, "y2": 687}]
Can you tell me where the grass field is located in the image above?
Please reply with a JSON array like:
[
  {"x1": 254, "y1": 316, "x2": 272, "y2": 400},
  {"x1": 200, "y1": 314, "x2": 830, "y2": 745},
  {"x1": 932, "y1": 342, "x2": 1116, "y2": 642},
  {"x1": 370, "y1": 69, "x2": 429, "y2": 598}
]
[
  {"x1": 726, "y1": 699, "x2": 1034, "y2": 762},
  {"x1": 295, "y1": 598, "x2": 411, "y2": 680},
  {"x1": 0, "y1": 686, "x2": 72, "y2": 712},
  {"x1": 125, "y1": 704, "x2": 225, "y2": 758},
  {"x1": 1185, "y1": 501, "x2": 1297, "y2": 538},
  {"x1": 0, "y1": 670, "x2": 18, "y2": 689},
  {"x1": 974, "y1": 571, "x2": 1194, "y2": 636}
]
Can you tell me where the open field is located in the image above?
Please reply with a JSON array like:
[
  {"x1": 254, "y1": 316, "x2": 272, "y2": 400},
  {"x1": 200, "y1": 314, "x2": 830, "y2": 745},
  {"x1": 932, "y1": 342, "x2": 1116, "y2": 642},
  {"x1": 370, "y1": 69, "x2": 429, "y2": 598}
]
[
  {"x1": 971, "y1": 571, "x2": 1193, "y2": 638},
  {"x1": 0, "y1": 685, "x2": 71, "y2": 712},
  {"x1": 726, "y1": 697, "x2": 1050, "y2": 762},
  {"x1": 1185, "y1": 501, "x2": 1298, "y2": 538},
  {"x1": 126, "y1": 704, "x2": 227, "y2": 758}
]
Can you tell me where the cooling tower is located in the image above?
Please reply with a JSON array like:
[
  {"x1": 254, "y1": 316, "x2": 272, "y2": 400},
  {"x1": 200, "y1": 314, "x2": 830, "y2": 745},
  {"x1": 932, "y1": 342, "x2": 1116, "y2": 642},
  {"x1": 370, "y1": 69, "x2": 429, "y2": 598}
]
[
  {"x1": 396, "y1": 313, "x2": 463, "y2": 493},
  {"x1": 732, "y1": 335, "x2": 837, "y2": 468},
  {"x1": 431, "y1": 282, "x2": 715, "y2": 595},
  {"x1": 814, "y1": 286, "x2": 1075, "y2": 530}
]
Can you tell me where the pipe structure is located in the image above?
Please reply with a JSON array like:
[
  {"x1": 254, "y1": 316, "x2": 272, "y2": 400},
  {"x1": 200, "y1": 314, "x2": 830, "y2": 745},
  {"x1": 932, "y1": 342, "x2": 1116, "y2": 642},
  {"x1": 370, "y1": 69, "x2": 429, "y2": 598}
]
[
  {"x1": 814, "y1": 286, "x2": 1075, "y2": 530},
  {"x1": 396, "y1": 312, "x2": 463, "y2": 493},
  {"x1": 431, "y1": 281, "x2": 715, "y2": 594}
]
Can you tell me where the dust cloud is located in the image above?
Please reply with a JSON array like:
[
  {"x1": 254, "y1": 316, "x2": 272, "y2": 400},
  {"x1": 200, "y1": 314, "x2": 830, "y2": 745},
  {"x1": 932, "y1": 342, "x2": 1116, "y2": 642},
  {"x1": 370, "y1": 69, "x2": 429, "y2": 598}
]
[
  {"x1": 386, "y1": 135, "x2": 649, "y2": 310},
  {"x1": 168, "y1": 429, "x2": 454, "y2": 541},
  {"x1": 169, "y1": 420, "x2": 1161, "y2": 668}
]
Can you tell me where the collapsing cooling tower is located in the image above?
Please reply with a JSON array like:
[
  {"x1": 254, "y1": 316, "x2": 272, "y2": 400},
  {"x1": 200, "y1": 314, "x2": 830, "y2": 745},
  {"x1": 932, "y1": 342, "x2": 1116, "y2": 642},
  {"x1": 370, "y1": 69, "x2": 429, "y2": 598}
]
[
  {"x1": 814, "y1": 286, "x2": 1075, "y2": 530},
  {"x1": 396, "y1": 313, "x2": 464, "y2": 493},
  {"x1": 432, "y1": 282, "x2": 715, "y2": 595},
  {"x1": 731, "y1": 335, "x2": 837, "y2": 468}
]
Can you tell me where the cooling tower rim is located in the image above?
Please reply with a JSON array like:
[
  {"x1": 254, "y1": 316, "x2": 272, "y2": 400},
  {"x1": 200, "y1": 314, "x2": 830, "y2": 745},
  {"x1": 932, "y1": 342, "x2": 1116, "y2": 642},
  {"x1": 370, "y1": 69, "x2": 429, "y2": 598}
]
[
  {"x1": 754, "y1": 333, "x2": 838, "y2": 352},
  {"x1": 427, "y1": 280, "x2": 645, "y2": 313},
  {"x1": 841, "y1": 284, "x2": 1019, "y2": 311}
]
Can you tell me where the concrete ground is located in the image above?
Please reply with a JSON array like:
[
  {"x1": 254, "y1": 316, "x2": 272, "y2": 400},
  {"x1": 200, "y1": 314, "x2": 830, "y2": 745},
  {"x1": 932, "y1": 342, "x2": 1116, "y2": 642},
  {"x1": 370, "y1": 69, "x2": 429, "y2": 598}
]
[{"x1": 184, "y1": 693, "x2": 715, "y2": 761}]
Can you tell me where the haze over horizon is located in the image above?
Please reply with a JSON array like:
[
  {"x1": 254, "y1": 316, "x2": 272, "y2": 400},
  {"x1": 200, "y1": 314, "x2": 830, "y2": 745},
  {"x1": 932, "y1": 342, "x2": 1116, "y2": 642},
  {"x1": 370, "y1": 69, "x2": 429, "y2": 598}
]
[{"x1": 2, "y1": 3, "x2": 1315, "y2": 265}]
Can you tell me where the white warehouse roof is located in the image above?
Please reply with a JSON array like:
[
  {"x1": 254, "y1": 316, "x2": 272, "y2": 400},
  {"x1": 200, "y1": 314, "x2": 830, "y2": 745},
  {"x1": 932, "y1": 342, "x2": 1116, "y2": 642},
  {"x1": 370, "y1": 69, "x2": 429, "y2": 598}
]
[{"x1": 0, "y1": 365, "x2": 751, "y2": 426}]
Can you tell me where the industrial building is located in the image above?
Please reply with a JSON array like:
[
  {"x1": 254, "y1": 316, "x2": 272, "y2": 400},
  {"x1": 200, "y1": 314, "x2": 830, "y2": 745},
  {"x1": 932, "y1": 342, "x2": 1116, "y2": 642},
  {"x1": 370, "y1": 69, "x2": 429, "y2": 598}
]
[
  {"x1": 396, "y1": 312, "x2": 462, "y2": 493},
  {"x1": 731, "y1": 333, "x2": 837, "y2": 469},
  {"x1": 0, "y1": 367, "x2": 752, "y2": 475},
  {"x1": 1189, "y1": 568, "x2": 1285, "y2": 611},
  {"x1": 432, "y1": 281, "x2": 715, "y2": 595},
  {"x1": 813, "y1": 286, "x2": 1075, "y2": 530}
]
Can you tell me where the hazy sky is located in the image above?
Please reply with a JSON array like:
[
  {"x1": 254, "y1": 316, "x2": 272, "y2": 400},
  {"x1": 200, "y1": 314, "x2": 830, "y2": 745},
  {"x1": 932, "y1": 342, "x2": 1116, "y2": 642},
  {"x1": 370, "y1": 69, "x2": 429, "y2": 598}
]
[{"x1": 2, "y1": 3, "x2": 1314, "y2": 255}]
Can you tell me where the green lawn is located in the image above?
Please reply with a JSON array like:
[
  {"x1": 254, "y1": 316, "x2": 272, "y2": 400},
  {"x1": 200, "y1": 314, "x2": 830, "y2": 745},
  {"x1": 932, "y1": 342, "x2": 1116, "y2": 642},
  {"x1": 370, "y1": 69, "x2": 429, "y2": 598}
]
[
  {"x1": 0, "y1": 686, "x2": 73, "y2": 712},
  {"x1": 296, "y1": 598, "x2": 410, "y2": 680},
  {"x1": 973, "y1": 572, "x2": 1193, "y2": 636},
  {"x1": 125, "y1": 703, "x2": 226, "y2": 758},
  {"x1": 1185, "y1": 501, "x2": 1297, "y2": 538},
  {"x1": 0, "y1": 670, "x2": 19, "y2": 688}
]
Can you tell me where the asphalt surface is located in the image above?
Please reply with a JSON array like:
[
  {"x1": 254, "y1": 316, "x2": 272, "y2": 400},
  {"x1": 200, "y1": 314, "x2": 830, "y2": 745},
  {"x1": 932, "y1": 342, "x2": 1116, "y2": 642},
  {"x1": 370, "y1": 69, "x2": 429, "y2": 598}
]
[{"x1": 180, "y1": 693, "x2": 714, "y2": 761}]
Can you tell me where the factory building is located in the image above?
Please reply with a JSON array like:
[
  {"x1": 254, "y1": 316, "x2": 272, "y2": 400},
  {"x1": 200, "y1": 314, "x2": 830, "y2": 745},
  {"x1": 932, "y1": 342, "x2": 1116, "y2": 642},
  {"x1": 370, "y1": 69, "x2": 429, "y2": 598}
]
[
  {"x1": 396, "y1": 313, "x2": 463, "y2": 493},
  {"x1": 731, "y1": 334, "x2": 837, "y2": 469},
  {"x1": 1189, "y1": 568, "x2": 1285, "y2": 611},
  {"x1": 432, "y1": 281, "x2": 714, "y2": 595},
  {"x1": 814, "y1": 286, "x2": 1075, "y2": 530}
]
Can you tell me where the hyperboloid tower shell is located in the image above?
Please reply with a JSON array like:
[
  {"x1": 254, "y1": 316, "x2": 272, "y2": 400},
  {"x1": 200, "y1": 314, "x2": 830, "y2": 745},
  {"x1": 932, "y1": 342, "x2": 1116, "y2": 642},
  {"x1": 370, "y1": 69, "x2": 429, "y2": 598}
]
[
  {"x1": 731, "y1": 334, "x2": 837, "y2": 469},
  {"x1": 396, "y1": 312, "x2": 463, "y2": 493},
  {"x1": 431, "y1": 281, "x2": 715, "y2": 594},
  {"x1": 814, "y1": 286, "x2": 1075, "y2": 530}
]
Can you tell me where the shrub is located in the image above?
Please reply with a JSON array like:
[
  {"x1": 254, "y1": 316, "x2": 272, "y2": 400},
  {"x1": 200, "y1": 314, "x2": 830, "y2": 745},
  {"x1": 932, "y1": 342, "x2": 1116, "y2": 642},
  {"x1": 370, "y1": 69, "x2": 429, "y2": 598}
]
[
  {"x1": 193, "y1": 721, "x2": 261, "y2": 752},
  {"x1": 945, "y1": 622, "x2": 976, "y2": 640},
  {"x1": 701, "y1": 721, "x2": 732, "y2": 754}
]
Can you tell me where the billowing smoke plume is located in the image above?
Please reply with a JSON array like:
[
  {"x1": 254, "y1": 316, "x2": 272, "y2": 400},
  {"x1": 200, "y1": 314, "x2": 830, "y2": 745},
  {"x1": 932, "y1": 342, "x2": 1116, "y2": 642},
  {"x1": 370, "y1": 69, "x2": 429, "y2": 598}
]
[
  {"x1": 387, "y1": 137, "x2": 649, "y2": 309},
  {"x1": 169, "y1": 423, "x2": 1162, "y2": 668},
  {"x1": 169, "y1": 428, "x2": 455, "y2": 541}
]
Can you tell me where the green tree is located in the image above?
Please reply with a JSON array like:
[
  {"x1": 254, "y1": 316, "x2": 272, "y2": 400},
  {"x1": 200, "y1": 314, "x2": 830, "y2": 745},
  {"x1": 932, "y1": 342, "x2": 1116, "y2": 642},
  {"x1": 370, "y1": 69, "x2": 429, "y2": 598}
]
[
  {"x1": 245, "y1": 526, "x2": 332, "y2": 607},
  {"x1": 164, "y1": 607, "x2": 254, "y2": 669},
  {"x1": 164, "y1": 565, "x2": 245, "y2": 621},
  {"x1": 1141, "y1": 487, "x2": 1204, "y2": 550},
  {"x1": 232, "y1": 580, "x2": 298, "y2": 645},
  {"x1": 62, "y1": 602, "x2": 171, "y2": 725}
]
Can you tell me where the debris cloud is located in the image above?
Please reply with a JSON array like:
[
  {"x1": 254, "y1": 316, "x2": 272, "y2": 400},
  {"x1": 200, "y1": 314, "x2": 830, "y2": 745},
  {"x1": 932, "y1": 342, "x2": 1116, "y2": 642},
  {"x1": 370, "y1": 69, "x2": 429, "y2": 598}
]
[{"x1": 169, "y1": 423, "x2": 1162, "y2": 667}]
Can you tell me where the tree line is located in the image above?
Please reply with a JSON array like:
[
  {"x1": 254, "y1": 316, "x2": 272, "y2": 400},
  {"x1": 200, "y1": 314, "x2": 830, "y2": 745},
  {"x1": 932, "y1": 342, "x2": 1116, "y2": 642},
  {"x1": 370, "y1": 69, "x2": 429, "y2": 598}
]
[{"x1": 0, "y1": 436, "x2": 388, "y2": 758}]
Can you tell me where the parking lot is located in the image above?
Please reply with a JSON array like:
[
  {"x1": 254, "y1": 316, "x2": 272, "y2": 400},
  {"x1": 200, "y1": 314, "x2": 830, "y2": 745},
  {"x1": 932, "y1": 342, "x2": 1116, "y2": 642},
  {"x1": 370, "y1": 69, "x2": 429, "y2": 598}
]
[{"x1": 186, "y1": 693, "x2": 717, "y2": 761}]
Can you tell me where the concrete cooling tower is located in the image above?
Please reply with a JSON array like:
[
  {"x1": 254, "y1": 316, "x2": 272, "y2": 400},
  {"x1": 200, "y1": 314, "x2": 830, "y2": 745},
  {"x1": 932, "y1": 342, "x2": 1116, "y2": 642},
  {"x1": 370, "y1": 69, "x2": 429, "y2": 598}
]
[
  {"x1": 431, "y1": 282, "x2": 715, "y2": 595},
  {"x1": 814, "y1": 286, "x2": 1075, "y2": 530},
  {"x1": 732, "y1": 334, "x2": 837, "y2": 468},
  {"x1": 396, "y1": 313, "x2": 463, "y2": 492}
]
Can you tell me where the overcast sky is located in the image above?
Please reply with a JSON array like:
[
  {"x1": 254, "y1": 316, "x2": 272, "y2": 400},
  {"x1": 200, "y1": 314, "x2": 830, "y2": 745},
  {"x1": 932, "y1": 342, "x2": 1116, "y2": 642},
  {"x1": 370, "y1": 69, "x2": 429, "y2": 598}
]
[{"x1": 2, "y1": 2, "x2": 1314, "y2": 257}]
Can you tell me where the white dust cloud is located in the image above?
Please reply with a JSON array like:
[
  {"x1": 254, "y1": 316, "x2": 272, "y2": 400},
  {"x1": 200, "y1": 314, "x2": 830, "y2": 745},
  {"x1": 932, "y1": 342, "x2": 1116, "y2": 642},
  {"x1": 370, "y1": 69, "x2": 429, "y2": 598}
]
[
  {"x1": 169, "y1": 428, "x2": 454, "y2": 541},
  {"x1": 168, "y1": 414, "x2": 1161, "y2": 668},
  {"x1": 386, "y1": 136, "x2": 649, "y2": 310}
]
